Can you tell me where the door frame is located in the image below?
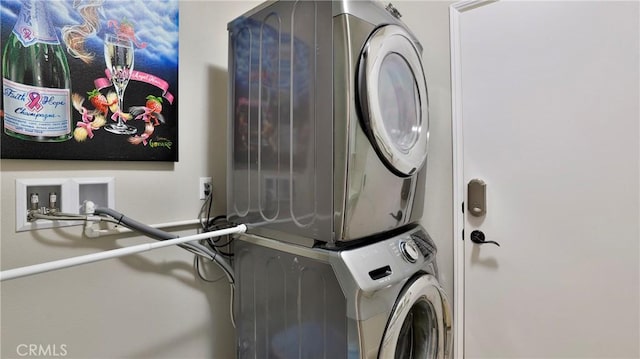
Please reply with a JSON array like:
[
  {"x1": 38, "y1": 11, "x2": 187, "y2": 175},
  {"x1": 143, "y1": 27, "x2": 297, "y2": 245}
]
[{"x1": 449, "y1": 1, "x2": 496, "y2": 357}]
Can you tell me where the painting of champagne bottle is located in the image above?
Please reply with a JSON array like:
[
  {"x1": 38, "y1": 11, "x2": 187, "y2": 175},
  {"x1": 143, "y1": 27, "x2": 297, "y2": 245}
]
[
  {"x1": 0, "y1": 0, "x2": 178, "y2": 160},
  {"x1": 2, "y1": 0, "x2": 72, "y2": 142}
]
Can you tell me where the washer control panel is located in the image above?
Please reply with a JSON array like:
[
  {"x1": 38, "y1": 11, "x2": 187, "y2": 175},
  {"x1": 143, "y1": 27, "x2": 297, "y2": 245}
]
[{"x1": 333, "y1": 226, "x2": 433, "y2": 294}]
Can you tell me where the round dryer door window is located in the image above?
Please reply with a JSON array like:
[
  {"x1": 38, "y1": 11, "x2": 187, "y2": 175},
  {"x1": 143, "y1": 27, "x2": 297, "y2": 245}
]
[
  {"x1": 359, "y1": 25, "x2": 429, "y2": 176},
  {"x1": 379, "y1": 274, "x2": 452, "y2": 359}
]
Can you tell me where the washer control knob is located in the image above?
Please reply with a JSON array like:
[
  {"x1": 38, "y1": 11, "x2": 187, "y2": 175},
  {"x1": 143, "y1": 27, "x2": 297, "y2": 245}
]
[{"x1": 400, "y1": 240, "x2": 420, "y2": 263}]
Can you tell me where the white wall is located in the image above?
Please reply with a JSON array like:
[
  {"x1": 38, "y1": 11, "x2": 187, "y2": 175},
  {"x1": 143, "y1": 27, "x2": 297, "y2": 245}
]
[
  {"x1": 1, "y1": 2, "x2": 260, "y2": 358},
  {"x1": 395, "y1": 0, "x2": 455, "y2": 301},
  {"x1": 0, "y1": 1, "x2": 453, "y2": 358}
]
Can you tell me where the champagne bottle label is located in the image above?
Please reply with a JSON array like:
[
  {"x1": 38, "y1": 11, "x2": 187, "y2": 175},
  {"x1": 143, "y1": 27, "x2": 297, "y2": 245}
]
[
  {"x1": 13, "y1": 1, "x2": 59, "y2": 47},
  {"x1": 3, "y1": 78, "x2": 71, "y2": 137}
]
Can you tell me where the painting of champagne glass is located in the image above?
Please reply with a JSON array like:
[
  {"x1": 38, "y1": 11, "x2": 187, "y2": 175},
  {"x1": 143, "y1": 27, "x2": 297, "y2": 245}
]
[{"x1": 0, "y1": 0, "x2": 178, "y2": 161}]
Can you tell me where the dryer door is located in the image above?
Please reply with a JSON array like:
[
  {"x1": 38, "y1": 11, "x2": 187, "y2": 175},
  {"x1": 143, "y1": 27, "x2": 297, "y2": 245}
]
[
  {"x1": 379, "y1": 274, "x2": 452, "y2": 359},
  {"x1": 358, "y1": 25, "x2": 429, "y2": 176}
]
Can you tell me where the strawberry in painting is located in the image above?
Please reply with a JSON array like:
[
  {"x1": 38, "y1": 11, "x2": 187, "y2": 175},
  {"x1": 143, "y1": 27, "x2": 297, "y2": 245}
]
[
  {"x1": 87, "y1": 88, "x2": 115, "y2": 116},
  {"x1": 107, "y1": 18, "x2": 147, "y2": 48}
]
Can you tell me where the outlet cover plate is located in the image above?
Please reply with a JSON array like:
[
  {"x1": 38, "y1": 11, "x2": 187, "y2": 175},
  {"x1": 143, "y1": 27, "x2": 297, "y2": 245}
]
[{"x1": 199, "y1": 177, "x2": 212, "y2": 200}]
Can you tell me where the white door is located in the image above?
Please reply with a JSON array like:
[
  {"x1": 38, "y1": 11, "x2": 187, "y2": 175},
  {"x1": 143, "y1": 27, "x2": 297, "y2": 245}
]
[{"x1": 451, "y1": 1, "x2": 639, "y2": 358}]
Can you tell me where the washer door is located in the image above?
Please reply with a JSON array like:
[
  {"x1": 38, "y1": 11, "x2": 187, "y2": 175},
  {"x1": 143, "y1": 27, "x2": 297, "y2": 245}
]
[
  {"x1": 379, "y1": 274, "x2": 452, "y2": 359},
  {"x1": 358, "y1": 25, "x2": 429, "y2": 177}
]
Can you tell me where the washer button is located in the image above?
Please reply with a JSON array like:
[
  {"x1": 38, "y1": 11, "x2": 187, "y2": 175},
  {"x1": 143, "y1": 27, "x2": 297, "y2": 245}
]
[{"x1": 400, "y1": 240, "x2": 420, "y2": 263}]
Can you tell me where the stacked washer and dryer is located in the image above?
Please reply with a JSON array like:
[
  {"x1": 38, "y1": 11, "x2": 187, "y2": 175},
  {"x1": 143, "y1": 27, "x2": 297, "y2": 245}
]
[{"x1": 226, "y1": 1, "x2": 451, "y2": 358}]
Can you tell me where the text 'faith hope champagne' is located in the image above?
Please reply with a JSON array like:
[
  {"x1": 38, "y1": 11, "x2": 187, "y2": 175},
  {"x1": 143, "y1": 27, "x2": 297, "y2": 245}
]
[{"x1": 2, "y1": 0, "x2": 72, "y2": 142}]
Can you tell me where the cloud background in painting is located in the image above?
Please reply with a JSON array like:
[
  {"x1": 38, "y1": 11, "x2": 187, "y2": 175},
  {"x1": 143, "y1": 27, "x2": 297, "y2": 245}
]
[
  {"x1": 100, "y1": 0, "x2": 179, "y2": 67},
  {"x1": 2, "y1": 0, "x2": 178, "y2": 68}
]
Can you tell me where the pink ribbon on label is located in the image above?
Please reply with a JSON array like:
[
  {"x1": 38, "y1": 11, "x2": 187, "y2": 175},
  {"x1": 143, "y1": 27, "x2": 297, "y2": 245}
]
[
  {"x1": 26, "y1": 92, "x2": 43, "y2": 112},
  {"x1": 21, "y1": 28, "x2": 32, "y2": 41},
  {"x1": 94, "y1": 69, "x2": 174, "y2": 104}
]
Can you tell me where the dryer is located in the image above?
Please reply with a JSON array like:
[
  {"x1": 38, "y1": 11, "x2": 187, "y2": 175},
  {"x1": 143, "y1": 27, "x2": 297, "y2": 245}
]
[
  {"x1": 227, "y1": 0, "x2": 430, "y2": 246},
  {"x1": 234, "y1": 225, "x2": 452, "y2": 358}
]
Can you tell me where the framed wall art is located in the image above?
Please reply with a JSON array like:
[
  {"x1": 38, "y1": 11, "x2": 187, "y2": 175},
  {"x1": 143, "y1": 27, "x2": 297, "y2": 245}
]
[{"x1": 1, "y1": 0, "x2": 179, "y2": 161}]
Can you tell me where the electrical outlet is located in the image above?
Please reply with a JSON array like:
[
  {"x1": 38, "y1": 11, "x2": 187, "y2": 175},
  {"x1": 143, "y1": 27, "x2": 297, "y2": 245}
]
[{"x1": 199, "y1": 177, "x2": 212, "y2": 200}]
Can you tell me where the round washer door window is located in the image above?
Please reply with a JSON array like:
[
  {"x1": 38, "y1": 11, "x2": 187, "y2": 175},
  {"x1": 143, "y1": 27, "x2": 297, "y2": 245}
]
[
  {"x1": 378, "y1": 274, "x2": 452, "y2": 359},
  {"x1": 359, "y1": 25, "x2": 429, "y2": 176}
]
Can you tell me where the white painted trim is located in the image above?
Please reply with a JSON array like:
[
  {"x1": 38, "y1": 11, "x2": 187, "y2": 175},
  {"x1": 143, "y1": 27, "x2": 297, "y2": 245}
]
[{"x1": 449, "y1": 3, "x2": 466, "y2": 357}]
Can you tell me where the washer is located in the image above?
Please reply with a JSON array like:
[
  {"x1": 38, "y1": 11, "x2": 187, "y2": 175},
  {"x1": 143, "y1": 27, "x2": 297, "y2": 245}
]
[
  {"x1": 234, "y1": 225, "x2": 452, "y2": 358},
  {"x1": 227, "y1": 0, "x2": 430, "y2": 246}
]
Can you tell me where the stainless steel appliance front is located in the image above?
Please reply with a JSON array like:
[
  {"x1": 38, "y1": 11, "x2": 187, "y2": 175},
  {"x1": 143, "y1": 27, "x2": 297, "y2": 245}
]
[
  {"x1": 227, "y1": 0, "x2": 429, "y2": 245},
  {"x1": 234, "y1": 226, "x2": 451, "y2": 358}
]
